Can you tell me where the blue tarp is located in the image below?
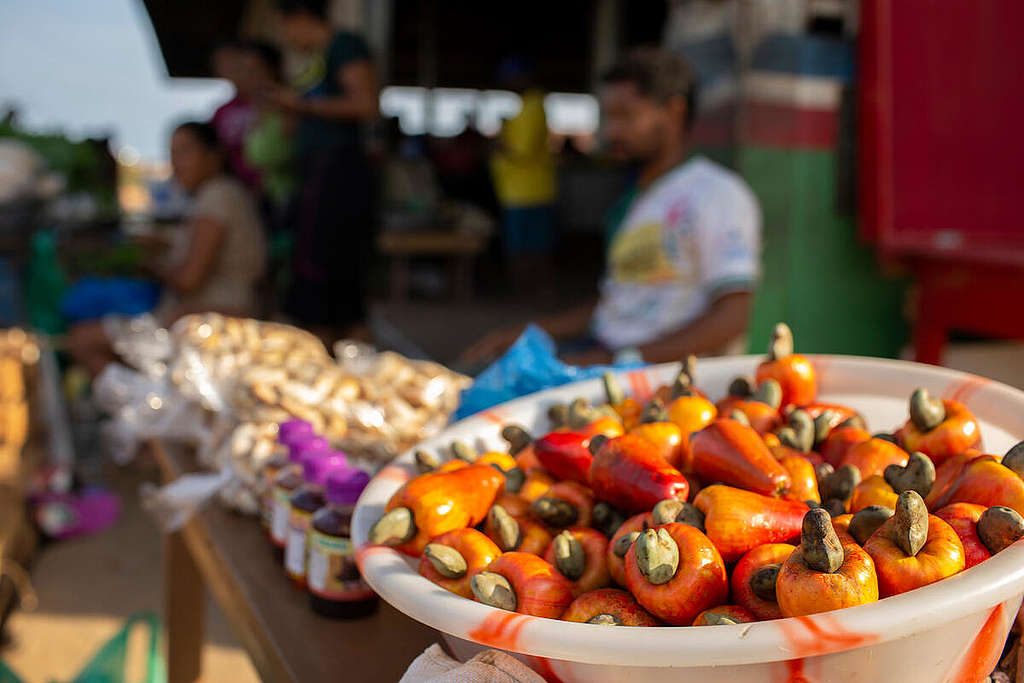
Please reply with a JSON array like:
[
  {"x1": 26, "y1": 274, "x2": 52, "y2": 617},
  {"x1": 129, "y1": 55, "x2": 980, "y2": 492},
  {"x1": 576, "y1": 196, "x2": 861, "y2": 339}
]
[
  {"x1": 454, "y1": 324, "x2": 642, "y2": 420},
  {"x1": 60, "y1": 277, "x2": 160, "y2": 323}
]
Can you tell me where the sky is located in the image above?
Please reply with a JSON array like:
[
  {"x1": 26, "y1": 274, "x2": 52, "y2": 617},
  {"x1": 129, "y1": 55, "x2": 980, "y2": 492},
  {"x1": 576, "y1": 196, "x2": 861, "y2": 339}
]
[{"x1": 0, "y1": 0, "x2": 232, "y2": 162}]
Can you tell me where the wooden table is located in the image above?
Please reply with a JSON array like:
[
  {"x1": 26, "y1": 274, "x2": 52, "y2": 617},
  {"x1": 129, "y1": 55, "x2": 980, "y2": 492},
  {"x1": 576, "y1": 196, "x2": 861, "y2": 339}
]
[
  {"x1": 153, "y1": 441, "x2": 439, "y2": 683},
  {"x1": 377, "y1": 230, "x2": 488, "y2": 302}
]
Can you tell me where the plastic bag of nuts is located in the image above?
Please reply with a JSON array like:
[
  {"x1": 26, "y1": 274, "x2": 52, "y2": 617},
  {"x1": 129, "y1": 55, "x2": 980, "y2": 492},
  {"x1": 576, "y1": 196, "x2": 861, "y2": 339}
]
[
  {"x1": 168, "y1": 313, "x2": 330, "y2": 413},
  {"x1": 332, "y1": 341, "x2": 470, "y2": 462},
  {"x1": 150, "y1": 315, "x2": 470, "y2": 514}
]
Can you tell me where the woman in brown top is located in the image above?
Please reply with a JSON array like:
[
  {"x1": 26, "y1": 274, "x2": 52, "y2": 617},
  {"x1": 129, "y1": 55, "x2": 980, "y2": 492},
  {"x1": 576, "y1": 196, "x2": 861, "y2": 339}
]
[{"x1": 69, "y1": 122, "x2": 267, "y2": 374}]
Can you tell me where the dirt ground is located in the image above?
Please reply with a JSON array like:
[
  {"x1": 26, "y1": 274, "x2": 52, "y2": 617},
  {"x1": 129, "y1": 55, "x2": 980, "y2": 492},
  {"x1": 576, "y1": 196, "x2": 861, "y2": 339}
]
[{"x1": 1, "y1": 456, "x2": 260, "y2": 683}]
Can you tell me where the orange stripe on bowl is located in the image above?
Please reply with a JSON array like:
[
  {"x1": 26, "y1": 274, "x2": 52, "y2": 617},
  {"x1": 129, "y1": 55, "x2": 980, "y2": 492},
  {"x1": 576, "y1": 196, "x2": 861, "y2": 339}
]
[
  {"x1": 776, "y1": 613, "x2": 878, "y2": 658},
  {"x1": 943, "y1": 603, "x2": 1007, "y2": 683},
  {"x1": 377, "y1": 464, "x2": 412, "y2": 485},
  {"x1": 467, "y1": 610, "x2": 532, "y2": 651},
  {"x1": 525, "y1": 655, "x2": 568, "y2": 683},
  {"x1": 943, "y1": 375, "x2": 991, "y2": 405},
  {"x1": 628, "y1": 370, "x2": 653, "y2": 403},
  {"x1": 781, "y1": 658, "x2": 809, "y2": 683},
  {"x1": 355, "y1": 543, "x2": 394, "y2": 574},
  {"x1": 480, "y1": 409, "x2": 506, "y2": 425}
]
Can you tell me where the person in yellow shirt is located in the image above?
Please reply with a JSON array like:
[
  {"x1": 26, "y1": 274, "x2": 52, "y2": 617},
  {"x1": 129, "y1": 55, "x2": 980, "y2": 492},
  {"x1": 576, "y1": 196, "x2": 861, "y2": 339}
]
[{"x1": 491, "y1": 57, "x2": 557, "y2": 290}]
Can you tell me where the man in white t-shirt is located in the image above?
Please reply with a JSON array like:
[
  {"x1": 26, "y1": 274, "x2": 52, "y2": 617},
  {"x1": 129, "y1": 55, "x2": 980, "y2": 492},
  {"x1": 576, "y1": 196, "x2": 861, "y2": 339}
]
[{"x1": 462, "y1": 48, "x2": 761, "y2": 366}]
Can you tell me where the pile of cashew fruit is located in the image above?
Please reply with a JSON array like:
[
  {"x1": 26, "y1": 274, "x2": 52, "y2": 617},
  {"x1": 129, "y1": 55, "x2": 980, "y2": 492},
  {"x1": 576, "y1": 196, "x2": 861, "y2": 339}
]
[{"x1": 369, "y1": 323, "x2": 1024, "y2": 627}]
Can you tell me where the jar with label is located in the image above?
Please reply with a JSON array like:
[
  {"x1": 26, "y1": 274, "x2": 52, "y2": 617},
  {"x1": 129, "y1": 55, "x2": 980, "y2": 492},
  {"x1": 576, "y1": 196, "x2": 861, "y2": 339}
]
[
  {"x1": 269, "y1": 435, "x2": 330, "y2": 559},
  {"x1": 308, "y1": 467, "x2": 378, "y2": 618},
  {"x1": 285, "y1": 452, "x2": 348, "y2": 589},
  {"x1": 260, "y1": 420, "x2": 315, "y2": 530}
]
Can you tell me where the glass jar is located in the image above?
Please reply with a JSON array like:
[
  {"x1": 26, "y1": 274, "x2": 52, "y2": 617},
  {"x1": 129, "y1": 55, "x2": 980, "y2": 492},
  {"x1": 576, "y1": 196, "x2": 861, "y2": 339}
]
[
  {"x1": 260, "y1": 420, "x2": 313, "y2": 530},
  {"x1": 284, "y1": 452, "x2": 348, "y2": 589},
  {"x1": 308, "y1": 468, "x2": 378, "y2": 618},
  {"x1": 268, "y1": 435, "x2": 330, "y2": 558}
]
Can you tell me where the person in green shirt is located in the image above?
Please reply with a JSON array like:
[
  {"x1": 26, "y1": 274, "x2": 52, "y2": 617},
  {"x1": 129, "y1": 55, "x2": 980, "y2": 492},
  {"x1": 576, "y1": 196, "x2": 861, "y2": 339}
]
[
  {"x1": 243, "y1": 42, "x2": 296, "y2": 218},
  {"x1": 243, "y1": 41, "x2": 296, "y2": 309}
]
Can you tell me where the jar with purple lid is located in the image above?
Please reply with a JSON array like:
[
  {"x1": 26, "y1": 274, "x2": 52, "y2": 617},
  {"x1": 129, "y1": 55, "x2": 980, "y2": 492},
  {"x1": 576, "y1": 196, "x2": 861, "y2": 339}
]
[
  {"x1": 260, "y1": 422, "x2": 317, "y2": 530},
  {"x1": 288, "y1": 434, "x2": 329, "y2": 461},
  {"x1": 284, "y1": 452, "x2": 349, "y2": 588},
  {"x1": 268, "y1": 436, "x2": 331, "y2": 551},
  {"x1": 308, "y1": 467, "x2": 378, "y2": 619}
]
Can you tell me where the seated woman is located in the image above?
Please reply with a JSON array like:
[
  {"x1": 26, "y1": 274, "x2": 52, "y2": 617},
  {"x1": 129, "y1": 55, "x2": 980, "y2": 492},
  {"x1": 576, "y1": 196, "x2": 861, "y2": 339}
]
[{"x1": 69, "y1": 121, "x2": 267, "y2": 374}]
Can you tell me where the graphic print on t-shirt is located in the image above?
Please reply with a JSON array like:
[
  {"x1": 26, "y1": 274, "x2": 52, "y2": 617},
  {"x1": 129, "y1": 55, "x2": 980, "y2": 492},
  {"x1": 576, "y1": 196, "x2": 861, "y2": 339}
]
[
  {"x1": 592, "y1": 156, "x2": 761, "y2": 350},
  {"x1": 608, "y1": 221, "x2": 678, "y2": 283}
]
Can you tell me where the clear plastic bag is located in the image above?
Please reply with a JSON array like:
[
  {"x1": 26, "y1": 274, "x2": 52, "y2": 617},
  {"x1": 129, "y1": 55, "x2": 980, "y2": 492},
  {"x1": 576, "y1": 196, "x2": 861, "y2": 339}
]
[
  {"x1": 140, "y1": 469, "x2": 232, "y2": 533},
  {"x1": 332, "y1": 340, "x2": 470, "y2": 465},
  {"x1": 93, "y1": 362, "x2": 209, "y2": 466},
  {"x1": 102, "y1": 313, "x2": 173, "y2": 380},
  {"x1": 103, "y1": 315, "x2": 469, "y2": 522}
]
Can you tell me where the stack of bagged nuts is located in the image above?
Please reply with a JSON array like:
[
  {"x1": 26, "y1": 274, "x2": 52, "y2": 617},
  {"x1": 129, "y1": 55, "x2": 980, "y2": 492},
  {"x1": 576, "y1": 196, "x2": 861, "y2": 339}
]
[
  {"x1": 167, "y1": 314, "x2": 469, "y2": 513},
  {"x1": 169, "y1": 313, "x2": 329, "y2": 411}
]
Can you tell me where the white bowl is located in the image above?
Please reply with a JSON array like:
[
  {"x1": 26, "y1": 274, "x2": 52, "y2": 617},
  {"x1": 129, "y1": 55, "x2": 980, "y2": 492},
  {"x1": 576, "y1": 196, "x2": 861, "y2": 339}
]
[{"x1": 353, "y1": 355, "x2": 1024, "y2": 682}]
